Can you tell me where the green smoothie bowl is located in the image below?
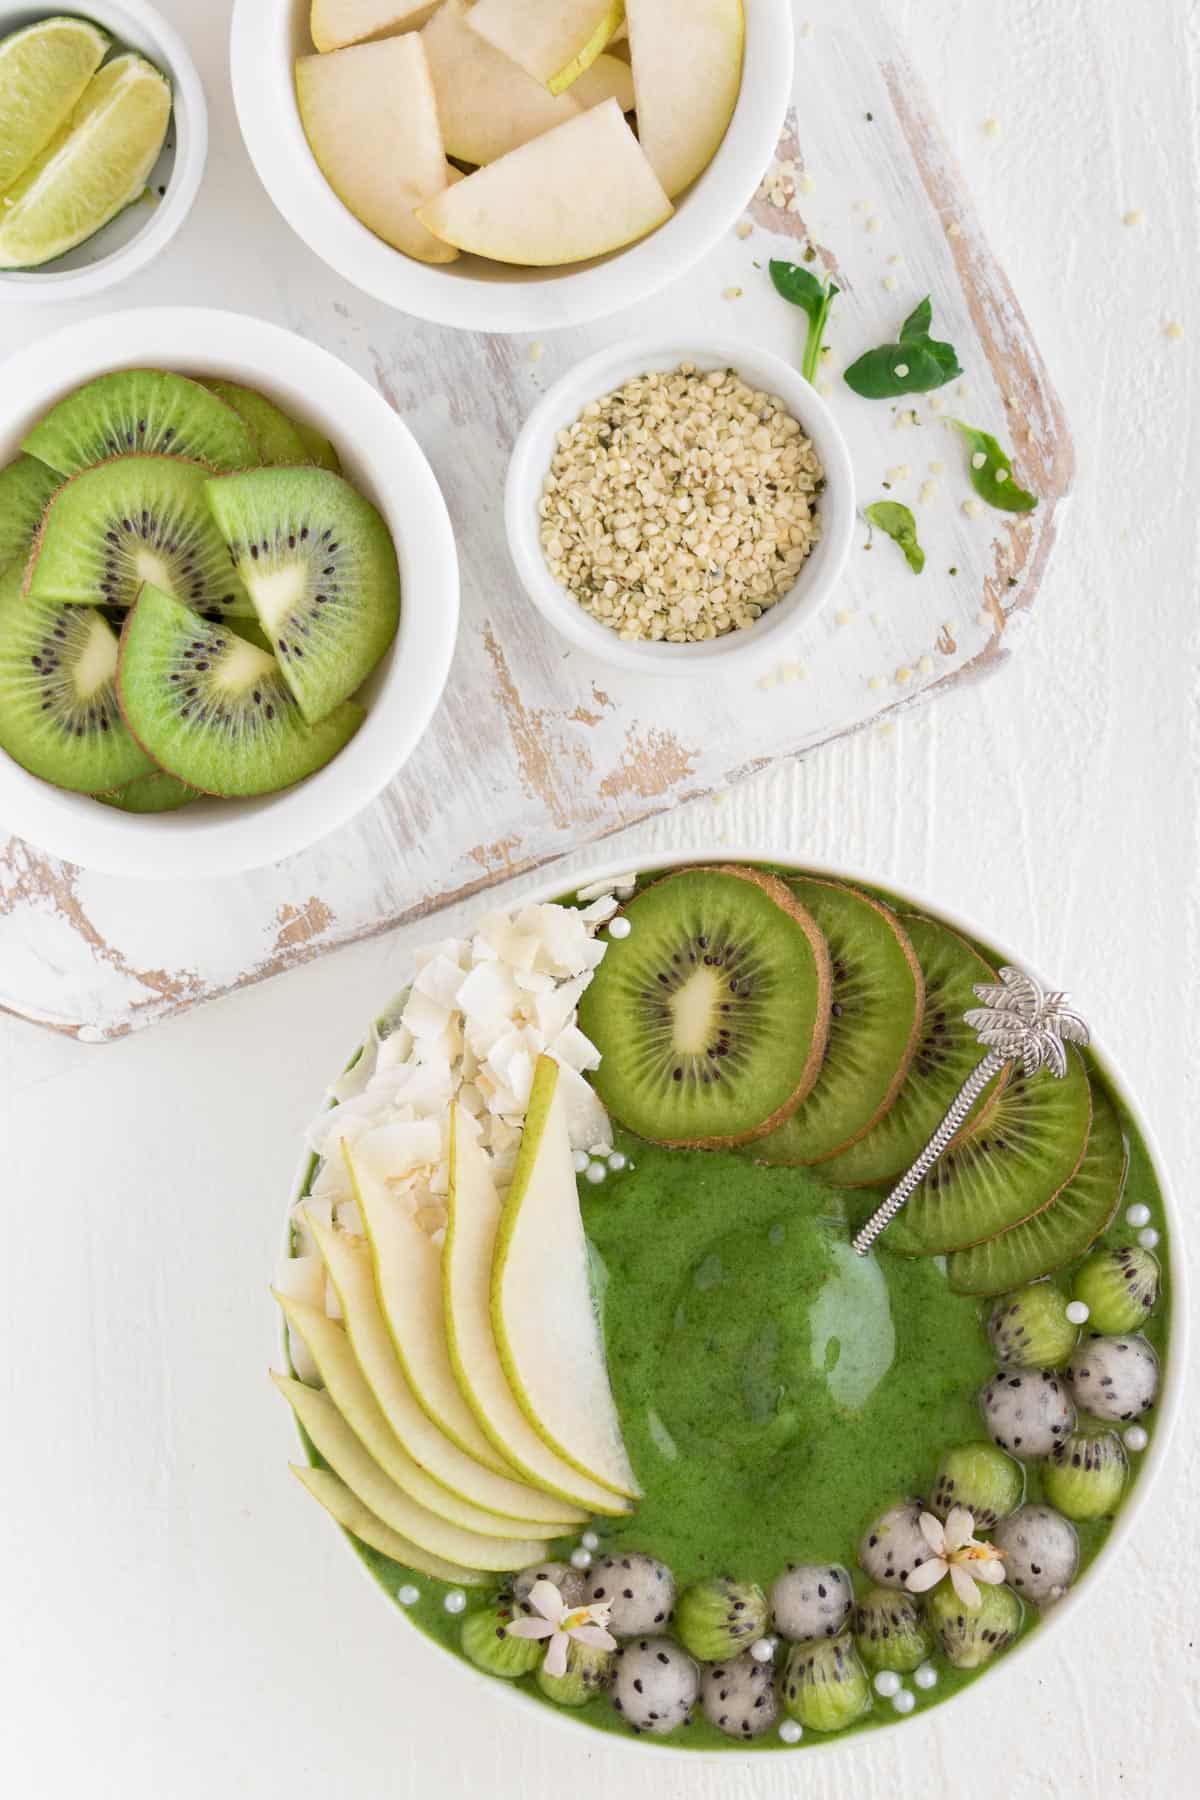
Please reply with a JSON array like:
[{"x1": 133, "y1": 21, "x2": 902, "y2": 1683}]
[{"x1": 274, "y1": 854, "x2": 1183, "y2": 1758}]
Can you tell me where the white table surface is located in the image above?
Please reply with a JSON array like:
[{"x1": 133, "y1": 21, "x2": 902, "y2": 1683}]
[{"x1": 2, "y1": 3, "x2": 1197, "y2": 1796}]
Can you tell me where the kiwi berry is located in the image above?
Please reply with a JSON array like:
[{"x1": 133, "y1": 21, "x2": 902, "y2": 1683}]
[
  {"x1": 97, "y1": 769, "x2": 197, "y2": 813},
  {"x1": 205, "y1": 467, "x2": 401, "y2": 724},
  {"x1": 117, "y1": 583, "x2": 364, "y2": 797},
  {"x1": 0, "y1": 569, "x2": 151, "y2": 792},
  {"x1": 23, "y1": 369, "x2": 257, "y2": 477},
  {"x1": 576, "y1": 866, "x2": 832, "y2": 1147},
  {"x1": 29, "y1": 456, "x2": 255, "y2": 618},
  {"x1": 948, "y1": 1082, "x2": 1127, "y2": 1296},
  {"x1": 755, "y1": 878, "x2": 924, "y2": 1165},
  {"x1": 0, "y1": 454, "x2": 60, "y2": 576},
  {"x1": 202, "y1": 379, "x2": 308, "y2": 465}
]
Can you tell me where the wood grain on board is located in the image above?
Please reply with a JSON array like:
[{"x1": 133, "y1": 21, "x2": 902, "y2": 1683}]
[{"x1": 0, "y1": 0, "x2": 1073, "y2": 1042}]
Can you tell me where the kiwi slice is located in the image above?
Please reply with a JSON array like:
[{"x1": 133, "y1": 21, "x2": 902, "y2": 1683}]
[
  {"x1": 820, "y1": 914, "x2": 999, "y2": 1188},
  {"x1": 293, "y1": 419, "x2": 341, "y2": 473},
  {"x1": 117, "y1": 584, "x2": 364, "y2": 797},
  {"x1": 205, "y1": 467, "x2": 401, "y2": 724},
  {"x1": 948, "y1": 1082, "x2": 1127, "y2": 1295},
  {"x1": 0, "y1": 454, "x2": 60, "y2": 576},
  {"x1": 97, "y1": 769, "x2": 197, "y2": 813},
  {"x1": 203, "y1": 380, "x2": 308, "y2": 465},
  {"x1": 28, "y1": 456, "x2": 255, "y2": 618},
  {"x1": 23, "y1": 370, "x2": 257, "y2": 477},
  {"x1": 754, "y1": 878, "x2": 924, "y2": 1164},
  {"x1": 575, "y1": 865, "x2": 832, "y2": 1147},
  {"x1": 0, "y1": 569, "x2": 151, "y2": 792}
]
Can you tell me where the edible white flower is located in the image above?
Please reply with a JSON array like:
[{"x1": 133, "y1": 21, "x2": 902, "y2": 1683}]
[
  {"x1": 905, "y1": 1508, "x2": 1006, "y2": 1610},
  {"x1": 505, "y1": 1579, "x2": 617, "y2": 1679}
]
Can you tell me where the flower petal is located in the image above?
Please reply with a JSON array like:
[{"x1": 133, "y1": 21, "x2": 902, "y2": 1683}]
[
  {"x1": 905, "y1": 1557, "x2": 948, "y2": 1594},
  {"x1": 570, "y1": 1625, "x2": 617, "y2": 1652},
  {"x1": 943, "y1": 1507, "x2": 977, "y2": 1553},
  {"x1": 506, "y1": 1617, "x2": 556, "y2": 1641},
  {"x1": 949, "y1": 1564, "x2": 981, "y2": 1610},
  {"x1": 918, "y1": 1511, "x2": 947, "y2": 1553},
  {"x1": 542, "y1": 1631, "x2": 570, "y2": 1680},
  {"x1": 527, "y1": 1579, "x2": 565, "y2": 1624},
  {"x1": 975, "y1": 1558, "x2": 1007, "y2": 1586}
]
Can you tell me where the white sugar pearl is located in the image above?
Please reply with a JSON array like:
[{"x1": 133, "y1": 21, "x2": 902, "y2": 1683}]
[
  {"x1": 1065, "y1": 1300, "x2": 1090, "y2": 1325},
  {"x1": 778, "y1": 1720, "x2": 803, "y2": 1744},
  {"x1": 581, "y1": 1530, "x2": 600, "y2": 1551},
  {"x1": 1124, "y1": 1425, "x2": 1149, "y2": 1453},
  {"x1": 572, "y1": 1150, "x2": 590, "y2": 1174},
  {"x1": 607, "y1": 1151, "x2": 627, "y2": 1172},
  {"x1": 443, "y1": 1590, "x2": 467, "y2": 1615},
  {"x1": 1138, "y1": 1227, "x2": 1159, "y2": 1250},
  {"x1": 570, "y1": 1548, "x2": 593, "y2": 1570},
  {"x1": 874, "y1": 1671, "x2": 901, "y2": 1698},
  {"x1": 750, "y1": 1638, "x2": 775, "y2": 1663},
  {"x1": 1126, "y1": 1203, "x2": 1151, "y2": 1228},
  {"x1": 608, "y1": 917, "x2": 632, "y2": 940},
  {"x1": 397, "y1": 1584, "x2": 419, "y2": 1607},
  {"x1": 913, "y1": 1663, "x2": 938, "y2": 1690},
  {"x1": 892, "y1": 1689, "x2": 916, "y2": 1715},
  {"x1": 585, "y1": 1161, "x2": 607, "y2": 1184}
]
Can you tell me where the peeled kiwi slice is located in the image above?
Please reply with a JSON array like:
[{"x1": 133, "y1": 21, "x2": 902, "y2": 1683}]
[
  {"x1": 948, "y1": 1082, "x2": 1127, "y2": 1295},
  {"x1": 205, "y1": 467, "x2": 401, "y2": 724},
  {"x1": 23, "y1": 369, "x2": 257, "y2": 476},
  {"x1": 117, "y1": 584, "x2": 365, "y2": 797},
  {"x1": 754, "y1": 878, "x2": 924, "y2": 1165},
  {"x1": 575, "y1": 865, "x2": 832, "y2": 1146},
  {"x1": 97, "y1": 769, "x2": 197, "y2": 813},
  {"x1": 202, "y1": 380, "x2": 308, "y2": 465},
  {"x1": 0, "y1": 454, "x2": 60, "y2": 576},
  {"x1": 29, "y1": 456, "x2": 255, "y2": 618},
  {"x1": 0, "y1": 569, "x2": 151, "y2": 792}
]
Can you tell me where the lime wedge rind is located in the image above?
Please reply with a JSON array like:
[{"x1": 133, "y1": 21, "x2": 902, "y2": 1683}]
[{"x1": 0, "y1": 15, "x2": 110, "y2": 194}]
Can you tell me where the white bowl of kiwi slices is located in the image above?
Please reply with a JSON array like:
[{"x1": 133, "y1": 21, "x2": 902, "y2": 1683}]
[{"x1": 0, "y1": 306, "x2": 459, "y2": 878}]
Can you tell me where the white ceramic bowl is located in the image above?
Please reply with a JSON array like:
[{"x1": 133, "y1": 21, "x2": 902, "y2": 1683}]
[
  {"x1": 283, "y1": 848, "x2": 1186, "y2": 1765},
  {"x1": 505, "y1": 338, "x2": 856, "y2": 676},
  {"x1": 0, "y1": 0, "x2": 207, "y2": 304},
  {"x1": 0, "y1": 307, "x2": 459, "y2": 879},
  {"x1": 230, "y1": 0, "x2": 794, "y2": 334}
]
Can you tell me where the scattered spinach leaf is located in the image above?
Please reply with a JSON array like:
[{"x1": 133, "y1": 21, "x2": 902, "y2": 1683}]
[
  {"x1": 770, "y1": 259, "x2": 840, "y2": 383},
  {"x1": 953, "y1": 421, "x2": 1038, "y2": 513},
  {"x1": 843, "y1": 295, "x2": 963, "y2": 398},
  {"x1": 864, "y1": 500, "x2": 925, "y2": 573}
]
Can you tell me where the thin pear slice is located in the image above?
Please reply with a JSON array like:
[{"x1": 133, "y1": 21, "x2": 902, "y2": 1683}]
[
  {"x1": 310, "y1": 0, "x2": 441, "y2": 55},
  {"x1": 493, "y1": 1058, "x2": 639, "y2": 1499},
  {"x1": 272, "y1": 1374, "x2": 550, "y2": 1572},
  {"x1": 307, "y1": 1211, "x2": 586, "y2": 1529},
  {"x1": 625, "y1": 0, "x2": 744, "y2": 198},
  {"x1": 446, "y1": 1107, "x2": 633, "y2": 1516},
  {"x1": 422, "y1": 0, "x2": 579, "y2": 166},
  {"x1": 467, "y1": 0, "x2": 625, "y2": 95},
  {"x1": 570, "y1": 50, "x2": 635, "y2": 112},
  {"x1": 291, "y1": 1463, "x2": 485, "y2": 1586},
  {"x1": 345, "y1": 1144, "x2": 514, "y2": 1476}
]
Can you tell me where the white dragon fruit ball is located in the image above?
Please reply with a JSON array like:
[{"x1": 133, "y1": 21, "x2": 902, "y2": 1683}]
[
  {"x1": 769, "y1": 1564, "x2": 854, "y2": 1641},
  {"x1": 858, "y1": 1501, "x2": 936, "y2": 1590},
  {"x1": 979, "y1": 1365, "x2": 1075, "y2": 1458},
  {"x1": 611, "y1": 1637, "x2": 699, "y2": 1736},
  {"x1": 700, "y1": 1650, "x2": 779, "y2": 1740},
  {"x1": 1067, "y1": 1333, "x2": 1159, "y2": 1423},
  {"x1": 992, "y1": 1502, "x2": 1079, "y2": 1606},
  {"x1": 511, "y1": 1561, "x2": 586, "y2": 1612},
  {"x1": 587, "y1": 1553, "x2": 676, "y2": 1636}
]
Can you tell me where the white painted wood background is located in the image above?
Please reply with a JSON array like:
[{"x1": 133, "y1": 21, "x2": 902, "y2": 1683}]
[{"x1": 1, "y1": 3, "x2": 1198, "y2": 1798}]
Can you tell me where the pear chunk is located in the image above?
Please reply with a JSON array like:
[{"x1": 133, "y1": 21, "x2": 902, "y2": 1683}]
[
  {"x1": 570, "y1": 50, "x2": 635, "y2": 113},
  {"x1": 625, "y1": 0, "x2": 744, "y2": 198},
  {"x1": 418, "y1": 99, "x2": 671, "y2": 266},
  {"x1": 467, "y1": 0, "x2": 625, "y2": 95},
  {"x1": 491, "y1": 1058, "x2": 639, "y2": 1500},
  {"x1": 310, "y1": 0, "x2": 440, "y2": 53},
  {"x1": 290, "y1": 1463, "x2": 485, "y2": 1585},
  {"x1": 295, "y1": 35, "x2": 459, "y2": 263},
  {"x1": 445, "y1": 1106, "x2": 633, "y2": 1515},
  {"x1": 422, "y1": 0, "x2": 579, "y2": 166}
]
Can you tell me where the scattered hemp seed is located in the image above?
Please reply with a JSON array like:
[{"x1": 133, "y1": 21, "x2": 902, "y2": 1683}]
[
  {"x1": 1123, "y1": 208, "x2": 1145, "y2": 226},
  {"x1": 947, "y1": 220, "x2": 963, "y2": 238},
  {"x1": 883, "y1": 273, "x2": 899, "y2": 291},
  {"x1": 722, "y1": 286, "x2": 743, "y2": 301},
  {"x1": 929, "y1": 459, "x2": 946, "y2": 475},
  {"x1": 895, "y1": 666, "x2": 913, "y2": 685},
  {"x1": 919, "y1": 480, "x2": 937, "y2": 504},
  {"x1": 736, "y1": 220, "x2": 754, "y2": 240},
  {"x1": 866, "y1": 214, "x2": 882, "y2": 233},
  {"x1": 528, "y1": 341, "x2": 545, "y2": 363},
  {"x1": 918, "y1": 653, "x2": 934, "y2": 674},
  {"x1": 798, "y1": 171, "x2": 815, "y2": 194},
  {"x1": 983, "y1": 117, "x2": 1001, "y2": 137},
  {"x1": 962, "y1": 498, "x2": 982, "y2": 518},
  {"x1": 1165, "y1": 319, "x2": 1185, "y2": 341}
]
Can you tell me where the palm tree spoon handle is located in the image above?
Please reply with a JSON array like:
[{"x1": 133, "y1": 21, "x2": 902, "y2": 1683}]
[{"x1": 851, "y1": 967, "x2": 1089, "y2": 1257}]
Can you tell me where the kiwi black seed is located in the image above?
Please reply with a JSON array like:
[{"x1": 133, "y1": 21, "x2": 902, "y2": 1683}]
[
  {"x1": 0, "y1": 569, "x2": 152, "y2": 793},
  {"x1": 117, "y1": 583, "x2": 364, "y2": 797},
  {"x1": 948, "y1": 1081, "x2": 1128, "y2": 1295},
  {"x1": 575, "y1": 865, "x2": 833, "y2": 1147},
  {"x1": 0, "y1": 453, "x2": 61, "y2": 577},
  {"x1": 205, "y1": 466, "x2": 401, "y2": 724},
  {"x1": 820, "y1": 914, "x2": 1000, "y2": 1188},
  {"x1": 754, "y1": 878, "x2": 925, "y2": 1165},
  {"x1": 22, "y1": 369, "x2": 257, "y2": 477},
  {"x1": 28, "y1": 456, "x2": 255, "y2": 619},
  {"x1": 202, "y1": 379, "x2": 308, "y2": 465}
]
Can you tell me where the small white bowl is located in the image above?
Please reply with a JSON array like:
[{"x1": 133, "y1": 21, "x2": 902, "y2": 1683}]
[
  {"x1": 0, "y1": 0, "x2": 207, "y2": 304},
  {"x1": 230, "y1": 0, "x2": 793, "y2": 334},
  {"x1": 0, "y1": 308, "x2": 459, "y2": 880},
  {"x1": 504, "y1": 337, "x2": 856, "y2": 677}
]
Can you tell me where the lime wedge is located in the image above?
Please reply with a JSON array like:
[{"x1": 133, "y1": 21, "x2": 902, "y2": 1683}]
[
  {"x1": 0, "y1": 15, "x2": 110, "y2": 193},
  {"x1": 0, "y1": 52, "x2": 171, "y2": 269}
]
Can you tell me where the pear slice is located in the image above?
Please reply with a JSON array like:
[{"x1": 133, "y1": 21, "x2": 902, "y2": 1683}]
[
  {"x1": 307, "y1": 1210, "x2": 587, "y2": 1529},
  {"x1": 492, "y1": 1057, "x2": 639, "y2": 1500},
  {"x1": 422, "y1": 0, "x2": 579, "y2": 166},
  {"x1": 445, "y1": 1106, "x2": 633, "y2": 1515},
  {"x1": 310, "y1": 0, "x2": 441, "y2": 54},
  {"x1": 273, "y1": 1373, "x2": 551, "y2": 1572},
  {"x1": 295, "y1": 35, "x2": 460, "y2": 263},
  {"x1": 467, "y1": 0, "x2": 625, "y2": 95},
  {"x1": 345, "y1": 1144, "x2": 514, "y2": 1477},
  {"x1": 291, "y1": 1463, "x2": 485, "y2": 1585},
  {"x1": 418, "y1": 100, "x2": 671, "y2": 266},
  {"x1": 569, "y1": 50, "x2": 635, "y2": 113},
  {"x1": 625, "y1": 0, "x2": 744, "y2": 198}
]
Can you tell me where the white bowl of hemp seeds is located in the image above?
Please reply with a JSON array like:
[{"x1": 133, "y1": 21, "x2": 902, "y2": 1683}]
[{"x1": 505, "y1": 337, "x2": 855, "y2": 676}]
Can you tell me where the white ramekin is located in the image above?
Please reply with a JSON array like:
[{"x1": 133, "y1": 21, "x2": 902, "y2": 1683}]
[
  {"x1": 0, "y1": 0, "x2": 208, "y2": 304},
  {"x1": 229, "y1": 0, "x2": 794, "y2": 334},
  {"x1": 0, "y1": 308, "x2": 459, "y2": 879}
]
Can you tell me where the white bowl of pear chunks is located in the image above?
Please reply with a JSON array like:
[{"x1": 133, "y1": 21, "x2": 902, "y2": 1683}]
[
  {"x1": 0, "y1": 307, "x2": 459, "y2": 879},
  {"x1": 231, "y1": 0, "x2": 795, "y2": 332}
]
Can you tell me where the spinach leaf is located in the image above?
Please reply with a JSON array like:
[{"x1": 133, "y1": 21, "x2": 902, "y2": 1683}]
[
  {"x1": 953, "y1": 422, "x2": 1038, "y2": 513},
  {"x1": 770, "y1": 259, "x2": 840, "y2": 383},
  {"x1": 843, "y1": 295, "x2": 963, "y2": 398},
  {"x1": 864, "y1": 500, "x2": 925, "y2": 573}
]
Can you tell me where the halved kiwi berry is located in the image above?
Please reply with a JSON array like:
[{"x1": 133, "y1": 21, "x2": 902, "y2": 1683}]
[
  {"x1": 948, "y1": 1081, "x2": 1127, "y2": 1295},
  {"x1": 117, "y1": 584, "x2": 365, "y2": 797},
  {"x1": 576, "y1": 865, "x2": 832, "y2": 1147},
  {"x1": 755, "y1": 879, "x2": 925, "y2": 1165},
  {"x1": 97, "y1": 769, "x2": 197, "y2": 814},
  {"x1": 202, "y1": 379, "x2": 309, "y2": 466},
  {"x1": 205, "y1": 467, "x2": 401, "y2": 724},
  {"x1": 23, "y1": 369, "x2": 257, "y2": 477},
  {"x1": 0, "y1": 453, "x2": 60, "y2": 576},
  {"x1": 28, "y1": 456, "x2": 255, "y2": 618}
]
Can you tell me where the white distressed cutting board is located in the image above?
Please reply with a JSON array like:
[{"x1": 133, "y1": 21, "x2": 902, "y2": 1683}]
[{"x1": 0, "y1": 0, "x2": 1073, "y2": 1041}]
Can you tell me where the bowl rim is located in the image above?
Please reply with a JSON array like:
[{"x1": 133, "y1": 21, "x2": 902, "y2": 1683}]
[
  {"x1": 229, "y1": 0, "x2": 795, "y2": 334},
  {"x1": 504, "y1": 336, "x2": 856, "y2": 676},
  {"x1": 281, "y1": 846, "x2": 1188, "y2": 1765},
  {"x1": 0, "y1": 0, "x2": 209, "y2": 304},
  {"x1": 0, "y1": 306, "x2": 460, "y2": 880}
]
